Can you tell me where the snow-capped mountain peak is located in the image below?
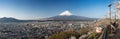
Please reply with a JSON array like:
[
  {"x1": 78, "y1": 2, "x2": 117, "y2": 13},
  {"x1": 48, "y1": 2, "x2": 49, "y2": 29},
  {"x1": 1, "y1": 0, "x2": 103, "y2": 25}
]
[{"x1": 59, "y1": 10, "x2": 72, "y2": 16}]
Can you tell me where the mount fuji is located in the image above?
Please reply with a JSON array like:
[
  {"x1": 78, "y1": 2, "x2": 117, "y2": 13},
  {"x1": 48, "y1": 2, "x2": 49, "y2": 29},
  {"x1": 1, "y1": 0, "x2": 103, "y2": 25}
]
[{"x1": 47, "y1": 10, "x2": 97, "y2": 21}]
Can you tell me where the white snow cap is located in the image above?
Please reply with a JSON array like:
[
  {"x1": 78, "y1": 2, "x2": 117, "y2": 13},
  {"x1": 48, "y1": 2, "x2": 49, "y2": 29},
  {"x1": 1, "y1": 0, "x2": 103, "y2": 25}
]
[{"x1": 59, "y1": 10, "x2": 72, "y2": 16}]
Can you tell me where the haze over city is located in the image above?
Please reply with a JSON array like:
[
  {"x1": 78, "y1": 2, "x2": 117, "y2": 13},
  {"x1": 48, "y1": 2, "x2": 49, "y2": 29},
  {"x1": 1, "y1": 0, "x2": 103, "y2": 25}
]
[{"x1": 0, "y1": 0, "x2": 112, "y2": 19}]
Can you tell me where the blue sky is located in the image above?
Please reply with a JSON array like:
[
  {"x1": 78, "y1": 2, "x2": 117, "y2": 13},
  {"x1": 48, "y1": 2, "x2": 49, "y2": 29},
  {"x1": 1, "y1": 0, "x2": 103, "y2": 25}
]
[{"x1": 0, "y1": 0, "x2": 112, "y2": 19}]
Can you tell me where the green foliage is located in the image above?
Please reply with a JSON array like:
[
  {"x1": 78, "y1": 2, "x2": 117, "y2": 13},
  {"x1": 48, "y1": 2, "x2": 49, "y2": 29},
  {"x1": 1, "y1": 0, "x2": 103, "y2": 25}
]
[
  {"x1": 79, "y1": 28, "x2": 89, "y2": 35},
  {"x1": 49, "y1": 30, "x2": 80, "y2": 39},
  {"x1": 98, "y1": 34, "x2": 102, "y2": 39},
  {"x1": 87, "y1": 32, "x2": 97, "y2": 39},
  {"x1": 49, "y1": 28, "x2": 90, "y2": 39}
]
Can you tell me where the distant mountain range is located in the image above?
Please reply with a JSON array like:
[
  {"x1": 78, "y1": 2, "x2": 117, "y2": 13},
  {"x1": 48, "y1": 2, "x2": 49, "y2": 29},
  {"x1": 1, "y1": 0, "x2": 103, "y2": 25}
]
[
  {"x1": 48, "y1": 15, "x2": 96, "y2": 21},
  {"x1": 46, "y1": 10, "x2": 97, "y2": 21},
  {"x1": 0, "y1": 10, "x2": 97, "y2": 22},
  {"x1": 0, "y1": 17, "x2": 35, "y2": 22},
  {"x1": 0, "y1": 17, "x2": 19, "y2": 22}
]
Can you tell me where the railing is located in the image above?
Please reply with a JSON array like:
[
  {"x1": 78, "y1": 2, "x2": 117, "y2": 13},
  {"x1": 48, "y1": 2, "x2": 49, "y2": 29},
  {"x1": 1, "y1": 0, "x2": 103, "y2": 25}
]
[
  {"x1": 102, "y1": 26, "x2": 108, "y2": 39},
  {"x1": 93, "y1": 26, "x2": 108, "y2": 39}
]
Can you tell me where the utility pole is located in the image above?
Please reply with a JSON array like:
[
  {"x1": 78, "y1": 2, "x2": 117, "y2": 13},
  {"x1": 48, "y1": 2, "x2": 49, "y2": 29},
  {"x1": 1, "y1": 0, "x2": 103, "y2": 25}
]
[
  {"x1": 115, "y1": 11, "x2": 117, "y2": 22},
  {"x1": 108, "y1": 4, "x2": 112, "y2": 34},
  {"x1": 108, "y1": 4, "x2": 112, "y2": 23}
]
